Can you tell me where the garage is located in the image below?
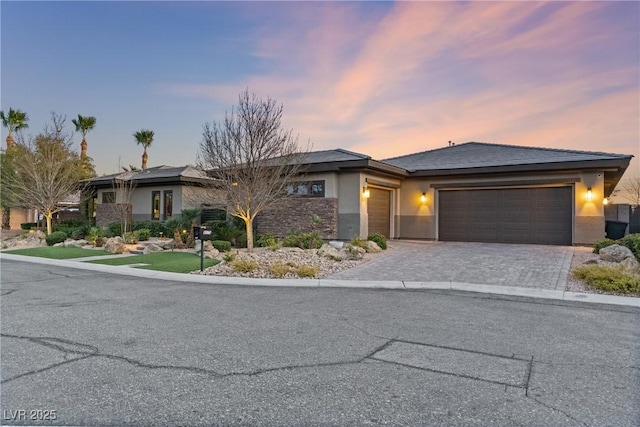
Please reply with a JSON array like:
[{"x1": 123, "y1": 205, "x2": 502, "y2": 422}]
[
  {"x1": 368, "y1": 187, "x2": 391, "y2": 238},
  {"x1": 438, "y1": 186, "x2": 572, "y2": 245}
]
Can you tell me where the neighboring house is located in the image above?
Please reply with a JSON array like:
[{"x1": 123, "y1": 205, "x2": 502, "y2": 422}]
[
  {"x1": 86, "y1": 165, "x2": 222, "y2": 227},
  {"x1": 257, "y1": 142, "x2": 632, "y2": 246}
]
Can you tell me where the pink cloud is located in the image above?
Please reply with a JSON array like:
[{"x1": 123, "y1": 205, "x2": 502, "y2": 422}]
[{"x1": 165, "y1": 1, "x2": 639, "y2": 179}]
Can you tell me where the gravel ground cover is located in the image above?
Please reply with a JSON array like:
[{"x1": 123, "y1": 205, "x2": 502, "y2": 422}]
[{"x1": 193, "y1": 246, "x2": 381, "y2": 279}]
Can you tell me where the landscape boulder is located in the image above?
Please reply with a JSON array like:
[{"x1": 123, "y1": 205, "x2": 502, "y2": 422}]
[
  {"x1": 317, "y1": 243, "x2": 343, "y2": 261},
  {"x1": 204, "y1": 248, "x2": 220, "y2": 259},
  {"x1": 345, "y1": 244, "x2": 366, "y2": 260},
  {"x1": 620, "y1": 257, "x2": 640, "y2": 274},
  {"x1": 143, "y1": 244, "x2": 164, "y2": 255},
  {"x1": 195, "y1": 240, "x2": 214, "y2": 252},
  {"x1": 364, "y1": 240, "x2": 382, "y2": 253},
  {"x1": 154, "y1": 239, "x2": 175, "y2": 250},
  {"x1": 329, "y1": 241, "x2": 344, "y2": 249},
  {"x1": 599, "y1": 244, "x2": 635, "y2": 263},
  {"x1": 104, "y1": 236, "x2": 125, "y2": 254}
]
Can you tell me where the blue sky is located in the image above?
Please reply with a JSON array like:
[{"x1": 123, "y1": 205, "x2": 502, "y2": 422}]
[{"x1": 2, "y1": 1, "x2": 639, "y2": 178}]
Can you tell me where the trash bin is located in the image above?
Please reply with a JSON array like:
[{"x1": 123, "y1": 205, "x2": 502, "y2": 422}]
[{"x1": 605, "y1": 220, "x2": 628, "y2": 240}]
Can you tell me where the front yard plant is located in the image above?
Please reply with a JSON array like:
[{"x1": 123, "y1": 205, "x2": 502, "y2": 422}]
[
  {"x1": 367, "y1": 232, "x2": 387, "y2": 250},
  {"x1": 572, "y1": 264, "x2": 640, "y2": 295},
  {"x1": 295, "y1": 265, "x2": 318, "y2": 278},
  {"x1": 45, "y1": 231, "x2": 67, "y2": 246},
  {"x1": 231, "y1": 259, "x2": 258, "y2": 273}
]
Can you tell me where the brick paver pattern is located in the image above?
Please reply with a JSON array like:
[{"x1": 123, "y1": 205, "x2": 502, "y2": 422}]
[{"x1": 328, "y1": 241, "x2": 574, "y2": 290}]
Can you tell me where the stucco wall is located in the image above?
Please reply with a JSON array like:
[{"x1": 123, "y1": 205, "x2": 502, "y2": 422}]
[{"x1": 397, "y1": 171, "x2": 609, "y2": 245}]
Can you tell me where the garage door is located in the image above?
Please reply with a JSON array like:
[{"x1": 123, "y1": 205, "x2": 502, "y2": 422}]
[
  {"x1": 439, "y1": 187, "x2": 572, "y2": 245},
  {"x1": 368, "y1": 188, "x2": 391, "y2": 238}
]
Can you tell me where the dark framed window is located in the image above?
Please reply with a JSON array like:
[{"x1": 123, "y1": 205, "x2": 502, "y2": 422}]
[
  {"x1": 152, "y1": 191, "x2": 161, "y2": 220},
  {"x1": 102, "y1": 192, "x2": 115, "y2": 204},
  {"x1": 286, "y1": 180, "x2": 325, "y2": 198},
  {"x1": 163, "y1": 190, "x2": 173, "y2": 219}
]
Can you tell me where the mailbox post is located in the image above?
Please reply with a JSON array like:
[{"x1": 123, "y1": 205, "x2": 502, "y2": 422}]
[{"x1": 194, "y1": 226, "x2": 213, "y2": 272}]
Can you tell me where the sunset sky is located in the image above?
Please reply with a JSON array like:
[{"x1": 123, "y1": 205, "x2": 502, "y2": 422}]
[{"x1": 2, "y1": 1, "x2": 639, "y2": 179}]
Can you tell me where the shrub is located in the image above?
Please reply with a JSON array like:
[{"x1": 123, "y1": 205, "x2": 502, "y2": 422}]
[
  {"x1": 213, "y1": 223, "x2": 243, "y2": 243},
  {"x1": 231, "y1": 259, "x2": 258, "y2": 273},
  {"x1": 572, "y1": 265, "x2": 640, "y2": 294},
  {"x1": 134, "y1": 228, "x2": 151, "y2": 241},
  {"x1": 269, "y1": 262, "x2": 290, "y2": 277},
  {"x1": 223, "y1": 252, "x2": 236, "y2": 262},
  {"x1": 212, "y1": 240, "x2": 232, "y2": 252},
  {"x1": 46, "y1": 231, "x2": 67, "y2": 246},
  {"x1": 283, "y1": 230, "x2": 323, "y2": 249},
  {"x1": 283, "y1": 231, "x2": 301, "y2": 248},
  {"x1": 296, "y1": 265, "x2": 319, "y2": 278},
  {"x1": 20, "y1": 222, "x2": 37, "y2": 230},
  {"x1": 617, "y1": 233, "x2": 640, "y2": 259},
  {"x1": 164, "y1": 218, "x2": 181, "y2": 235},
  {"x1": 71, "y1": 224, "x2": 90, "y2": 240},
  {"x1": 367, "y1": 232, "x2": 387, "y2": 250},
  {"x1": 349, "y1": 236, "x2": 368, "y2": 249},
  {"x1": 124, "y1": 232, "x2": 138, "y2": 244},
  {"x1": 593, "y1": 238, "x2": 616, "y2": 254},
  {"x1": 235, "y1": 232, "x2": 248, "y2": 248},
  {"x1": 106, "y1": 222, "x2": 121, "y2": 238},
  {"x1": 257, "y1": 232, "x2": 277, "y2": 248},
  {"x1": 133, "y1": 220, "x2": 167, "y2": 237},
  {"x1": 86, "y1": 227, "x2": 102, "y2": 245}
]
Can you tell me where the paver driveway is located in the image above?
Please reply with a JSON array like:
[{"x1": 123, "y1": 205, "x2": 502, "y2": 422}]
[{"x1": 329, "y1": 241, "x2": 574, "y2": 290}]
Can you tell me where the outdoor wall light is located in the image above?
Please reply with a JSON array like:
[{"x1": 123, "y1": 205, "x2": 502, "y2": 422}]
[
  {"x1": 586, "y1": 187, "x2": 593, "y2": 201},
  {"x1": 603, "y1": 197, "x2": 609, "y2": 205},
  {"x1": 420, "y1": 192, "x2": 427, "y2": 204},
  {"x1": 362, "y1": 186, "x2": 370, "y2": 199}
]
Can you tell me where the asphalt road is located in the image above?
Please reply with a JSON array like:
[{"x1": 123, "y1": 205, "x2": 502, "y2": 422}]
[{"x1": 1, "y1": 260, "x2": 639, "y2": 426}]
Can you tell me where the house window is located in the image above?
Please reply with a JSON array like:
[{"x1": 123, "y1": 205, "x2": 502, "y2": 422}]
[
  {"x1": 152, "y1": 191, "x2": 160, "y2": 220},
  {"x1": 286, "y1": 180, "x2": 325, "y2": 197},
  {"x1": 102, "y1": 192, "x2": 115, "y2": 204},
  {"x1": 163, "y1": 190, "x2": 173, "y2": 219}
]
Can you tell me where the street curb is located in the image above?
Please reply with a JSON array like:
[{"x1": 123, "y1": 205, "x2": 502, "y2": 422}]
[{"x1": 2, "y1": 253, "x2": 639, "y2": 308}]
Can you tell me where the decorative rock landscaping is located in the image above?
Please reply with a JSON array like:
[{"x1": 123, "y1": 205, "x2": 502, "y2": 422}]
[{"x1": 194, "y1": 244, "x2": 382, "y2": 279}]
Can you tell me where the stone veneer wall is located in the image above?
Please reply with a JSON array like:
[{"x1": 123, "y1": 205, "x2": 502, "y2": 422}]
[
  {"x1": 96, "y1": 204, "x2": 132, "y2": 227},
  {"x1": 256, "y1": 198, "x2": 338, "y2": 239}
]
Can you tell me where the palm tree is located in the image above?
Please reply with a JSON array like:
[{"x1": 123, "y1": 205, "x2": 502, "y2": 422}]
[
  {"x1": 133, "y1": 129, "x2": 154, "y2": 170},
  {"x1": 180, "y1": 208, "x2": 201, "y2": 248},
  {"x1": 0, "y1": 108, "x2": 29, "y2": 150},
  {"x1": 71, "y1": 114, "x2": 96, "y2": 159}
]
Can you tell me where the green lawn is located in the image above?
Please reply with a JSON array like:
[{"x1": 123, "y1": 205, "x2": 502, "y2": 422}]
[
  {"x1": 89, "y1": 251, "x2": 219, "y2": 273},
  {"x1": 3, "y1": 246, "x2": 111, "y2": 259}
]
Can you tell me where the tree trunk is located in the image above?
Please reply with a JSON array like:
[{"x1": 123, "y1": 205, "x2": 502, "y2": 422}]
[
  {"x1": 2, "y1": 207, "x2": 10, "y2": 230},
  {"x1": 45, "y1": 213, "x2": 53, "y2": 235},
  {"x1": 173, "y1": 228, "x2": 185, "y2": 249},
  {"x1": 245, "y1": 218, "x2": 254, "y2": 252},
  {"x1": 142, "y1": 149, "x2": 148, "y2": 170},
  {"x1": 5, "y1": 132, "x2": 14, "y2": 150}
]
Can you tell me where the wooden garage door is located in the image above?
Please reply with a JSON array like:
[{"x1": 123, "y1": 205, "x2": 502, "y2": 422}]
[
  {"x1": 439, "y1": 187, "x2": 572, "y2": 245},
  {"x1": 368, "y1": 188, "x2": 391, "y2": 238}
]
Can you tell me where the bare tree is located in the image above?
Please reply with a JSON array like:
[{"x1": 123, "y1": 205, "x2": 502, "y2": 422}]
[
  {"x1": 616, "y1": 175, "x2": 640, "y2": 206},
  {"x1": 112, "y1": 171, "x2": 137, "y2": 236},
  {"x1": 5, "y1": 115, "x2": 87, "y2": 235},
  {"x1": 197, "y1": 89, "x2": 309, "y2": 250}
]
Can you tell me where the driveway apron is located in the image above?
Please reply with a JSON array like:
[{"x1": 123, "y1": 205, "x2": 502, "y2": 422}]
[{"x1": 328, "y1": 241, "x2": 574, "y2": 290}]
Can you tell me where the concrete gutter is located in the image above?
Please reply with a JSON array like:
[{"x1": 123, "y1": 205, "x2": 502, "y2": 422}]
[{"x1": 2, "y1": 253, "x2": 639, "y2": 308}]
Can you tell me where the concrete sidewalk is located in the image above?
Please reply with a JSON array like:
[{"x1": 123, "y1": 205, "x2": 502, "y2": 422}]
[{"x1": 1, "y1": 252, "x2": 638, "y2": 308}]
